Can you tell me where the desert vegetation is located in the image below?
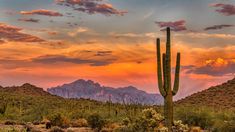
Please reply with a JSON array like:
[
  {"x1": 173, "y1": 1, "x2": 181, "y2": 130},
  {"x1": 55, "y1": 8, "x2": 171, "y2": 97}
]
[{"x1": 0, "y1": 83, "x2": 235, "y2": 132}]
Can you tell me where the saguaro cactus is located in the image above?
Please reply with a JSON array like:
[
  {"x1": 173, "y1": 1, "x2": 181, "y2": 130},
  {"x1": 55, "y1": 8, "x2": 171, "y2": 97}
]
[{"x1": 156, "y1": 27, "x2": 181, "y2": 131}]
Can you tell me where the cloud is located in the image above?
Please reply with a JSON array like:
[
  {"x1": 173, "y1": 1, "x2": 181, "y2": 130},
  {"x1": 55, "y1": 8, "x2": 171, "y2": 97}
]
[
  {"x1": 68, "y1": 27, "x2": 89, "y2": 37},
  {"x1": 18, "y1": 18, "x2": 40, "y2": 23},
  {"x1": 55, "y1": 0, "x2": 127, "y2": 16},
  {"x1": 185, "y1": 58, "x2": 235, "y2": 76},
  {"x1": 210, "y1": 3, "x2": 235, "y2": 16},
  {"x1": 155, "y1": 20, "x2": 187, "y2": 31},
  {"x1": 32, "y1": 55, "x2": 115, "y2": 66},
  {"x1": 0, "y1": 39, "x2": 5, "y2": 44},
  {"x1": 20, "y1": 9, "x2": 63, "y2": 17},
  {"x1": 204, "y1": 24, "x2": 234, "y2": 31},
  {"x1": 0, "y1": 23, "x2": 45, "y2": 42},
  {"x1": 95, "y1": 51, "x2": 112, "y2": 56},
  {"x1": 109, "y1": 32, "x2": 156, "y2": 38}
]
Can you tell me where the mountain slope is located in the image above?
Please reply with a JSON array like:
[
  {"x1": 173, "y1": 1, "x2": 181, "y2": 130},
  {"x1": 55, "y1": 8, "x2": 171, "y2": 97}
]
[
  {"x1": 1, "y1": 83, "x2": 52, "y2": 97},
  {"x1": 47, "y1": 79, "x2": 163, "y2": 105},
  {"x1": 177, "y1": 78, "x2": 235, "y2": 109}
]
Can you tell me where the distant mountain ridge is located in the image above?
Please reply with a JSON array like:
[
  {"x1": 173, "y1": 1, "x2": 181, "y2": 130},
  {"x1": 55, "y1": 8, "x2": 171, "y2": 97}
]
[
  {"x1": 177, "y1": 77, "x2": 235, "y2": 109},
  {"x1": 47, "y1": 79, "x2": 164, "y2": 105}
]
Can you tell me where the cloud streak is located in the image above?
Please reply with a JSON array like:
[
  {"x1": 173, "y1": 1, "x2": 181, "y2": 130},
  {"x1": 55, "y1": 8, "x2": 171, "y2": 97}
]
[
  {"x1": 210, "y1": 3, "x2": 235, "y2": 16},
  {"x1": 18, "y1": 18, "x2": 40, "y2": 23},
  {"x1": 155, "y1": 20, "x2": 187, "y2": 31},
  {"x1": 204, "y1": 24, "x2": 234, "y2": 31},
  {"x1": 55, "y1": 0, "x2": 127, "y2": 16},
  {"x1": 20, "y1": 9, "x2": 63, "y2": 17},
  {"x1": 0, "y1": 23, "x2": 45, "y2": 42},
  {"x1": 32, "y1": 55, "x2": 115, "y2": 66}
]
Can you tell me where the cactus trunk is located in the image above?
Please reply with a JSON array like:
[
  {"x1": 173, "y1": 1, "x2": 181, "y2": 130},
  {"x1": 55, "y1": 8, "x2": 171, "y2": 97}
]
[{"x1": 156, "y1": 27, "x2": 181, "y2": 132}]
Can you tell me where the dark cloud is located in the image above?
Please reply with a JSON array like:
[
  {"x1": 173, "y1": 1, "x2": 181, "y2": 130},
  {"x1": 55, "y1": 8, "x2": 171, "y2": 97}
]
[
  {"x1": 204, "y1": 24, "x2": 234, "y2": 31},
  {"x1": 184, "y1": 58, "x2": 235, "y2": 76},
  {"x1": 210, "y1": 3, "x2": 235, "y2": 16},
  {"x1": 18, "y1": 18, "x2": 40, "y2": 23},
  {"x1": 95, "y1": 51, "x2": 112, "y2": 56},
  {"x1": 155, "y1": 20, "x2": 187, "y2": 31},
  {"x1": 55, "y1": 0, "x2": 127, "y2": 16},
  {"x1": 20, "y1": 9, "x2": 63, "y2": 17},
  {"x1": 0, "y1": 23, "x2": 45, "y2": 42},
  {"x1": 32, "y1": 55, "x2": 115, "y2": 66}
]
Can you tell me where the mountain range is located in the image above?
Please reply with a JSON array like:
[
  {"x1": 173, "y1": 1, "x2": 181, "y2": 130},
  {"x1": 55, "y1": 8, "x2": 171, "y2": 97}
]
[{"x1": 47, "y1": 79, "x2": 164, "y2": 105}]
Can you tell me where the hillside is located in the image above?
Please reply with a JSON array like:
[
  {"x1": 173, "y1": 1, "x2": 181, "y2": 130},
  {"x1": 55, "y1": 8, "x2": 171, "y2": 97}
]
[
  {"x1": 0, "y1": 83, "x2": 150, "y2": 123},
  {"x1": 177, "y1": 77, "x2": 235, "y2": 109},
  {"x1": 47, "y1": 79, "x2": 163, "y2": 105}
]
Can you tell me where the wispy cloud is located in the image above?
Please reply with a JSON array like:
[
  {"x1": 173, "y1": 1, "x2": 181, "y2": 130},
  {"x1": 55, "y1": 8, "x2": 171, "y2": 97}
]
[
  {"x1": 32, "y1": 54, "x2": 116, "y2": 66},
  {"x1": 155, "y1": 20, "x2": 187, "y2": 31},
  {"x1": 20, "y1": 9, "x2": 63, "y2": 17},
  {"x1": 55, "y1": 0, "x2": 127, "y2": 16},
  {"x1": 210, "y1": 3, "x2": 235, "y2": 16},
  {"x1": 68, "y1": 27, "x2": 89, "y2": 37},
  {"x1": 204, "y1": 24, "x2": 234, "y2": 31},
  {"x1": 18, "y1": 18, "x2": 40, "y2": 23},
  {"x1": 0, "y1": 23, "x2": 45, "y2": 42}
]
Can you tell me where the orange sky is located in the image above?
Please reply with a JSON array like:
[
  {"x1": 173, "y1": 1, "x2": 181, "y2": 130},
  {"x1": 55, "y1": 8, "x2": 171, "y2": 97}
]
[{"x1": 0, "y1": 0, "x2": 235, "y2": 99}]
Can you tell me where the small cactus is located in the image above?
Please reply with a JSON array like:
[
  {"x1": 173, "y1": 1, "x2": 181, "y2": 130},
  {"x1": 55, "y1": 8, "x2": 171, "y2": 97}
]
[{"x1": 156, "y1": 27, "x2": 181, "y2": 131}]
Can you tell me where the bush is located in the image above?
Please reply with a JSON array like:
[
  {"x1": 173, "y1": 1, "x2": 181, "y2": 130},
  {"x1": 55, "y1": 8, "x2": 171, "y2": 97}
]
[
  {"x1": 4, "y1": 120, "x2": 16, "y2": 125},
  {"x1": 48, "y1": 113, "x2": 70, "y2": 128},
  {"x1": 173, "y1": 120, "x2": 189, "y2": 132},
  {"x1": 132, "y1": 108, "x2": 164, "y2": 131},
  {"x1": 213, "y1": 120, "x2": 235, "y2": 132},
  {"x1": 87, "y1": 113, "x2": 106, "y2": 131},
  {"x1": 175, "y1": 107, "x2": 214, "y2": 129},
  {"x1": 71, "y1": 118, "x2": 88, "y2": 127}
]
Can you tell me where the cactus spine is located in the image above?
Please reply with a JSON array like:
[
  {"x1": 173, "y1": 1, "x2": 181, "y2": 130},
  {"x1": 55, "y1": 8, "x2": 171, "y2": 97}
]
[{"x1": 156, "y1": 27, "x2": 181, "y2": 131}]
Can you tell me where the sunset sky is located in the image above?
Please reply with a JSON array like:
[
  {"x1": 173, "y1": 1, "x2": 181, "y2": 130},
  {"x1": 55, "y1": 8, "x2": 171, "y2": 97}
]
[{"x1": 0, "y1": 0, "x2": 235, "y2": 99}]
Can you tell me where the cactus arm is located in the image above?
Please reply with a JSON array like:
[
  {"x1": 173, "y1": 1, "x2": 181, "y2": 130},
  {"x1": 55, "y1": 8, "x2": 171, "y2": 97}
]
[
  {"x1": 166, "y1": 27, "x2": 171, "y2": 92},
  {"x1": 162, "y1": 53, "x2": 167, "y2": 92},
  {"x1": 156, "y1": 38, "x2": 166, "y2": 97},
  {"x1": 172, "y1": 53, "x2": 180, "y2": 96}
]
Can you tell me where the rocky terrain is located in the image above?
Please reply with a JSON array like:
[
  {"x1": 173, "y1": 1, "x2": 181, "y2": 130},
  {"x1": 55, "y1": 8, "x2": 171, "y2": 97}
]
[
  {"x1": 48, "y1": 79, "x2": 163, "y2": 105},
  {"x1": 177, "y1": 77, "x2": 235, "y2": 109}
]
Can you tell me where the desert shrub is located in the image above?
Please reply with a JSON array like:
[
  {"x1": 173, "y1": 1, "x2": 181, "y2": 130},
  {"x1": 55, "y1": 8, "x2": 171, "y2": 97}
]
[
  {"x1": 175, "y1": 107, "x2": 214, "y2": 129},
  {"x1": 50, "y1": 126, "x2": 64, "y2": 132},
  {"x1": 122, "y1": 117, "x2": 130, "y2": 126},
  {"x1": 48, "y1": 113, "x2": 63, "y2": 127},
  {"x1": 213, "y1": 120, "x2": 235, "y2": 132},
  {"x1": 71, "y1": 118, "x2": 88, "y2": 127},
  {"x1": 173, "y1": 120, "x2": 189, "y2": 132},
  {"x1": 48, "y1": 113, "x2": 69, "y2": 128},
  {"x1": 87, "y1": 113, "x2": 106, "y2": 131},
  {"x1": 0, "y1": 103, "x2": 7, "y2": 115},
  {"x1": 132, "y1": 108, "x2": 164, "y2": 132},
  {"x1": 4, "y1": 120, "x2": 16, "y2": 125}
]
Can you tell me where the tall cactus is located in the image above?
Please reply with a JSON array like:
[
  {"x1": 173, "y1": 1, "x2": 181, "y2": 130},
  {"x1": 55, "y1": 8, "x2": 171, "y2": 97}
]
[{"x1": 156, "y1": 27, "x2": 181, "y2": 131}]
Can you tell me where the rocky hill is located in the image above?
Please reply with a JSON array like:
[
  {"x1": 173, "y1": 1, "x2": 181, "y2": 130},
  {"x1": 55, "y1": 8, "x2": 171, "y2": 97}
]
[
  {"x1": 177, "y1": 77, "x2": 235, "y2": 109},
  {"x1": 1, "y1": 83, "x2": 52, "y2": 97},
  {"x1": 47, "y1": 79, "x2": 163, "y2": 105}
]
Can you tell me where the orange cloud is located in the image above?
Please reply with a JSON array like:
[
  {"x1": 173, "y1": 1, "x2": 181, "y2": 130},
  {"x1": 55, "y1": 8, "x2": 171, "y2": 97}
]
[
  {"x1": 20, "y1": 9, "x2": 63, "y2": 17},
  {"x1": 0, "y1": 23, "x2": 45, "y2": 42}
]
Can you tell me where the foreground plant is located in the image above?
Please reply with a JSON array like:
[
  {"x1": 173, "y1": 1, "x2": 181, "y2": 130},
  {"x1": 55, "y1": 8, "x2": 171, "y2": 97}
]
[{"x1": 156, "y1": 27, "x2": 181, "y2": 131}]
